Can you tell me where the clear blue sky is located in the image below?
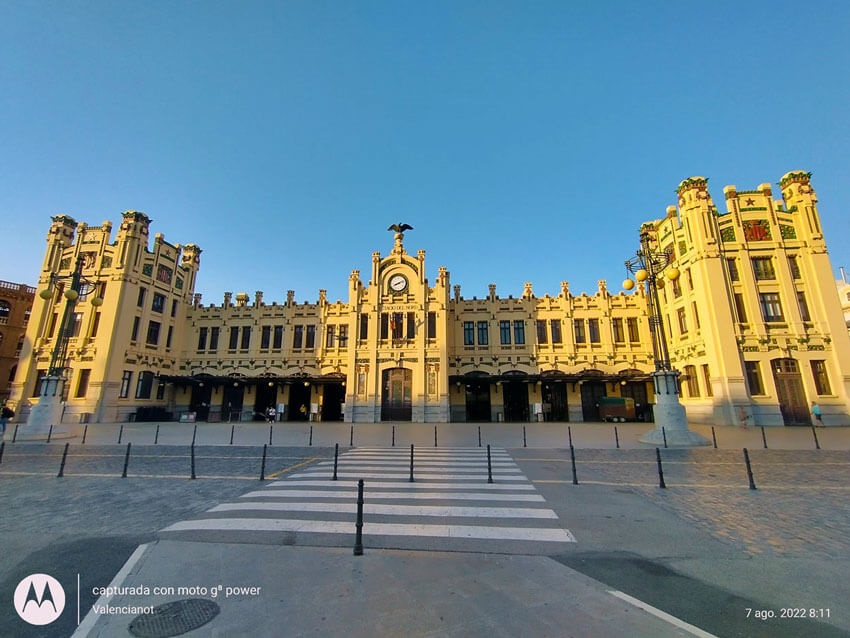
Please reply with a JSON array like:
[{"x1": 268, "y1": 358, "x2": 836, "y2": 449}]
[{"x1": 2, "y1": 1, "x2": 848, "y2": 304}]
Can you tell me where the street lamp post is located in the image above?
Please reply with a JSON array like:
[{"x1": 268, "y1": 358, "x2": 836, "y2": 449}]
[
  {"x1": 25, "y1": 256, "x2": 103, "y2": 438},
  {"x1": 624, "y1": 229, "x2": 709, "y2": 447}
]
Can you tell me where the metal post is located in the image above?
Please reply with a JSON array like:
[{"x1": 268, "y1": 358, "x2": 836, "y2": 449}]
[
  {"x1": 353, "y1": 479, "x2": 364, "y2": 556},
  {"x1": 82, "y1": 424, "x2": 88, "y2": 445},
  {"x1": 655, "y1": 448, "x2": 666, "y2": 489},
  {"x1": 121, "y1": 442, "x2": 131, "y2": 478},
  {"x1": 190, "y1": 443, "x2": 196, "y2": 480},
  {"x1": 47, "y1": 425, "x2": 53, "y2": 444},
  {"x1": 309, "y1": 426, "x2": 313, "y2": 447},
  {"x1": 434, "y1": 425, "x2": 438, "y2": 447},
  {"x1": 350, "y1": 425, "x2": 354, "y2": 446},
  {"x1": 191, "y1": 423, "x2": 198, "y2": 446},
  {"x1": 392, "y1": 425, "x2": 395, "y2": 447},
  {"x1": 269, "y1": 424, "x2": 273, "y2": 446},
  {"x1": 761, "y1": 426, "x2": 768, "y2": 449},
  {"x1": 523, "y1": 426, "x2": 527, "y2": 448},
  {"x1": 118, "y1": 424, "x2": 124, "y2": 445},
  {"x1": 332, "y1": 443, "x2": 339, "y2": 481},
  {"x1": 57, "y1": 443, "x2": 70, "y2": 477},
  {"x1": 811, "y1": 425, "x2": 821, "y2": 450},
  {"x1": 230, "y1": 424, "x2": 235, "y2": 445},
  {"x1": 478, "y1": 426, "x2": 481, "y2": 448},
  {"x1": 568, "y1": 425, "x2": 573, "y2": 448},
  {"x1": 259, "y1": 443, "x2": 268, "y2": 480},
  {"x1": 154, "y1": 423, "x2": 159, "y2": 445},
  {"x1": 409, "y1": 444, "x2": 415, "y2": 482},
  {"x1": 614, "y1": 426, "x2": 620, "y2": 449},
  {"x1": 662, "y1": 426, "x2": 668, "y2": 449},
  {"x1": 0, "y1": 441, "x2": 4, "y2": 464},
  {"x1": 570, "y1": 445, "x2": 579, "y2": 485},
  {"x1": 743, "y1": 448, "x2": 757, "y2": 490},
  {"x1": 711, "y1": 426, "x2": 717, "y2": 449},
  {"x1": 486, "y1": 444, "x2": 493, "y2": 484},
  {"x1": 12, "y1": 423, "x2": 19, "y2": 443}
]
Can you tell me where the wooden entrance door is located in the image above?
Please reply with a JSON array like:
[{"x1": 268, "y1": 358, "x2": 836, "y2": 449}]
[{"x1": 772, "y1": 358, "x2": 810, "y2": 425}]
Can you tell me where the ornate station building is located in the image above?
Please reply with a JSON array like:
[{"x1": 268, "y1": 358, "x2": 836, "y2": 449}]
[{"x1": 8, "y1": 171, "x2": 850, "y2": 426}]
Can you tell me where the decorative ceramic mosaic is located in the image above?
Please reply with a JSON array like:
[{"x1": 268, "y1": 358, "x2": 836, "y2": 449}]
[
  {"x1": 743, "y1": 220, "x2": 772, "y2": 241},
  {"x1": 779, "y1": 224, "x2": 797, "y2": 239},
  {"x1": 720, "y1": 226, "x2": 736, "y2": 242}
]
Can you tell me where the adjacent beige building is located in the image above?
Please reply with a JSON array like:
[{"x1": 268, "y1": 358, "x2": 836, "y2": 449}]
[{"x1": 8, "y1": 172, "x2": 850, "y2": 426}]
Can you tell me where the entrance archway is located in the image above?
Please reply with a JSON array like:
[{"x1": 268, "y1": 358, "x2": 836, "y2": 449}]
[
  {"x1": 381, "y1": 368, "x2": 412, "y2": 421},
  {"x1": 772, "y1": 358, "x2": 810, "y2": 425}
]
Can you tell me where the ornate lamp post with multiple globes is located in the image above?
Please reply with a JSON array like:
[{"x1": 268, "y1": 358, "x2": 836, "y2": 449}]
[
  {"x1": 623, "y1": 229, "x2": 709, "y2": 446},
  {"x1": 25, "y1": 255, "x2": 104, "y2": 438}
]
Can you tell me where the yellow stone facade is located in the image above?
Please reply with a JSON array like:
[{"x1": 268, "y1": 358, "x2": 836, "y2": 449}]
[{"x1": 8, "y1": 172, "x2": 850, "y2": 426}]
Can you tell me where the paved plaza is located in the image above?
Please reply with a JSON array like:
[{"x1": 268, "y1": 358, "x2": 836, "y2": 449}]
[{"x1": 1, "y1": 422, "x2": 849, "y2": 636}]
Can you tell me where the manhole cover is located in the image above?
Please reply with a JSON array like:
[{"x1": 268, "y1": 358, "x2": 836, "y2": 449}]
[{"x1": 128, "y1": 598, "x2": 220, "y2": 638}]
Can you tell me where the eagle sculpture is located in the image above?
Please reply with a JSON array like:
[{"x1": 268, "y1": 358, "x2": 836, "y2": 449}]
[{"x1": 388, "y1": 223, "x2": 413, "y2": 233}]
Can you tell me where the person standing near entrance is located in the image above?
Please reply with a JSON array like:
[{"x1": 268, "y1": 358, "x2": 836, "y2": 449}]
[
  {"x1": 266, "y1": 406, "x2": 276, "y2": 423},
  {"x1": 0, "y1": 402, "x2": 12, "y2": 436},
  {"x1": 812, "y1": 401, "x2": 823, "y2": 426}
]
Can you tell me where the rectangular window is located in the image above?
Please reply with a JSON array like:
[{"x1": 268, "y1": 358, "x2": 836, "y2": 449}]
[
  {"x1": 427, "y1": 312, "x2": 437, "y2": 339},
  {"x1": 171, "y1": 300, "x2": 178, "y2": 317},
  {"x1": 75, "y1": 368, "x2": 91, "y2": 398},
  {"x1": 151, "y1": 293, "x2": 165, "y2": 313},
  {"x1": 513, "y1": 320, "x2": 525, "y2": 345},
  {"x1": 463, "y1": 321, "x2": 475, "y2": 346},
  {"x1": 229, "y1": 326, "x2": 239, "y2": 350},
  {"x1": 752, "y1": 257, "x2": 776, "y2": 280},
  {"x1": 69, "y1": 312, "x2": 84, "y2": 338},
  {"x1": 499, "y1": 320, "x2": 511, "y2": 345},
  {"x1": 684, "y1": 365, "x2": 700, "y2": 397},
  {"x1": 146, "y1": 321, "x2": 160, "y2": 346},
  {"x1": 380, "y1": 314, "x2": 388, "y2": 340},
  {"x1": 90, "y1": 311, "x2": 101, "y2": 338},
  {"x1": 241, "y1": 326, "x2": 251, "y2": 350},
  {"x1": 745, "y1": 361, "x2": 764, "y2": 395},
  {"x1": 627, "y1": 317, "x2": 640, "y2": 343},
  {"x1": 574, "y1": 319, "x2": 586, "y2": 344},
  {"x1": 758, "y1": 292, "x2": 784, "y2": 322},
  {"x1": 339, "y1": 324, "x2": 348, "y2": 347},
  {"x1": 407, "y1": 312, "x2": 416, "y2": 339},
  {"x1": 477, "y1": 321, "x2": 489, "y2": 345},
  {"x1": 209, "y1": 327, "x2": 220, "y2": 352},
  {"x1": 391, "y1": 313, "x2": 403, "y2": 339},
  {"x1": 261, "y1": 326, "x2": 271, "y2": 349},
  {"x1": 671, "y1": 277, "x2": 682, "y2": 299},
  {"x1": 692, "y1": 302, "x2": 701, "y2": 331},
  {"x1": 797, "y1": 291, "x2": 811, "y2": 321},
  {"x1": 197, "y1": 327, "x2": 208, "y2": 351},
  {"x1": 734, "y1": 293, "x2": 748, "y2": 323},
  {"x1": 550, "y1": 319, "x2": 562, "y2": 344},
  {"x1": 47, "y1": 312, "x2": 58, "y2": 338},
  {"x1": 811, "y1": 360, "x2": 832, "y2": 395},
  {"x1": 135, "y1": 370, "x2": 154, "y2": 399},
  {"x1": 327, "y1": 325, "x2": 336, "y2": 348},
  {"x1": 137, "y1": 287, "x2": 146, "y2": 307},
  {"x1": 588, "y1": 318, "x2": 600, "y2": 343},
  {"x1": 536, "y1": 320, "x2": 548, "y2": 344},
  {"x1": 727, "y1": 258, "x2": 739, "y2": 281},
  {"x1": 166, "y1": 325, "x2": 173, "y2": 349},
  {"x1": 788, "y1": 255, "x2": 801, "y2": 279},
  {"x1": 293, "y1": 325, "x2": 304, "y2": 349},
  {"x1": 273, "y1": 325, "x2": 283, "y2": 349},
  {"x1": 702, "y1": 364, "x2": 713, "y2": 397},
  {"x1": 360, "y1": 315, "x2": 370, "y2": 340},
  {"x1": 612, "y1": 318, "x2": 625, "y2": 343},
  {"x1": 306, "y1": 325, "x2": 316, "y2": 348},
  {"x1": 677, "y1": 308, "x2": 688, "y2": 335},
  {"x1": 120, "y1": 371, "x2": 133, "y2": 398}
]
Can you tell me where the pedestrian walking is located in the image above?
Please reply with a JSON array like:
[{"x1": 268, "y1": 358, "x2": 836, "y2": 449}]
[
  {"x1": 266, "y1": 406, "x2": 276, "y2": 423},
  {"x1": 0, "y1": 402, "x2": 13, "y2": 436},
  {"x1": 812, "y1": 401, "x2": 823, "y2": 426}
]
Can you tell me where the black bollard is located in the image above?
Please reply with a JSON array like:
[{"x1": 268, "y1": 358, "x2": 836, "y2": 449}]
[
  {"x1": 154, "y1": 423, "x2": 159, "y2": 445},
  {"x1": 353, "y1": 479, "x2": 364, "y2": 556},
  {"x1": 811, "y1": 425, "x2": 821, "y2": 450},
  {"x1": 655, "y1": 448, "x2": 667, "y2": 489},
  {"x1": 662, "y1": 426, "x2": 668, "y2": 449},
  {"x1": 478, "y1": 426, "x2": 481, "y2": 448},
  {"x1": 82, "y1": 424, "x2": 88, "y2": 445},
  {"x1": 711, "y1": 426, "x2": 718, "y2": 449},
  {"x1": 332, "y1": 443, "x2": 339, "y2": 481},
  {"x1": 409, "y1": 444, "x2": 415, "y2": 482},
  {"x1": 434, "y1": 425, "x2": 438, "y2": 447},
  {"x1": 230, "y1": 424, "x2": 235, "y2": 445},
  {"x1": 309, "y1": 426, "x2": 313, "y2": 447},
  {"x1": 568, "y1": 425, "x2": 573, "y2": 448},
  {"x1": 0, "y1": 441, "x2": 4, "y2": 464},
  {"x1": 12, "y1": 423, "x2": 19, "y2": 443},
  {"x1": 743, "y1": 448, "x2": 757, "y2": 490},
  {"x1": 190, "y1": 443, "x2": 196, "y2": 480},
  {"x1": 761, "y1": 426, "x2": 768, "y2": 449},
  {"x1": 570, "y1": 445, "x2": 579, "y2": 485},
  {"x1": 350, "y1": 425, "x2": 354, "y2": 447},
  {"x1": 269, "y1": 425, "x2": 273, "y2": 446},
  {"x1": 121, "y1": 442, "x2": 131, "y2": 478},
  {"x1": 260, "y1": 443, "x2": 267, "y2": 481},
  {"x1": 47, "y1": 425, "x2": 53, "y2": 444},
  {"x1": 57, "y1": 443, "x2": 70, "y2": 477},
  {"x1": 486, "y1": 444, "x2": 493, "y2": 484},
  {"x1": 614, "y1": 426, "x2": 620, "y2": 449},
  {"x1": 523, "y1": 426, "x2": 527, "y2": 448},
  {"x1": 392, "y1": 425, "x2": 395, "y2": 447},
  {"x1": 191, "y1": 423, "x2": 198, "y2": 446},
  {"x1": 118, "y1": 424, "x2": 124, "y2": 445}
]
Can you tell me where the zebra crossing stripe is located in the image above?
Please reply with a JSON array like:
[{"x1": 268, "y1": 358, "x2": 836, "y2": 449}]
[
  {"x1": 265, "y1": 480, "x2": 537, "y2": 490},
  {"x1": 209, "y1": 502, "x2": 557, "y2": 518},
  {"x1": 241, "y1": 490, "x2": 545, "y2": 501},
  {"x1": 290, "y1": 471, "x2": 529, "y2": 481},
  {"x1": 161, "y1": 517, "x2": 576, "y2": 542}
]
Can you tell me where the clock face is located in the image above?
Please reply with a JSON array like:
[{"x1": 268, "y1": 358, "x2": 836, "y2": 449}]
[{"x1": 389, "y1": 274, "x2": 408, "y2": 293}]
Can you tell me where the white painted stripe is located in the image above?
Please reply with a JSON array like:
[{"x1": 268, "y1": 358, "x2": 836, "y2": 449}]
[
  {"x1": 607, "y1": 590, "x2": 719, "y2": 638},
  {"x1": 209, "y1": 502, "x2": 558, "y2": 518},
  {"x1": 300, "y1": 466, "x2": 523, "y2": 474},
  {"x1": 290, "y1": 472, "x2": 530, "y2": 481},
  {"x1": 161, "y1": 517, "x2": 576, "y2": 542},
  {"x1": 242, "y1": 490, "x2": 545, "y2": 501},
  {"x1": 268, "y1": 480, "x2": 537, "y2": 490},
  {"x1": 72, "y1": 543, "x2": 150, "y2": 637},
  {"x1": 317, "y1": 460, "x2": 518, "y2": 467},
  {"x1": 343, "y1": 452, "x2": 513, "y2": 459}
]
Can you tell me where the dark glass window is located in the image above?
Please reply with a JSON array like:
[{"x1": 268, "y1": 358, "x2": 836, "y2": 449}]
[
  {"x1": 135, "y1": 370, "x2": 154, "y2": 399},
  {"x1": 499, "y1": 320, "x2": 511, "y2": 345},
  {"x1": 197, "y1": 327, "x2": 208, "y2": 351},
  {"x1": 407, "y1": 312, "x2": 415, "y2": 339},
  {"x1": 727, "y1": 258, "x2": 739, "y2": 281},
  {"x1": 427, "y1": 312, "x2": 437, "y2": 339},
  {"x1": 811, "y1": 360, "x2": 831, "y2": 395},
  {"x1": 463, "y1": 321, "x2": 474, "y2": 346},
  {"x1": 627, "y1": 318, "x2": 640, "y2": 342},
  {"x1": 513, "y1": 320, "x2": 525, "y2": 345},
  {"x1": 273, "y1": 325, "x2": 283, "y2": 349},
  {"x1": 612, "y1": 318, "x2": 624, "y2": 343},
  {"x1": 327, "y1": 325, "x2": 336, "y2": 348},
  {"x1": 477, "y1": 321, "x2": 489, "y2": 345},
  {"x1": 574, "y1": 319, "x2": 586, "y2": 344},
  {"x1": 261, "y1": 326, "x2": 271, "y2": 349},
  {"x1": 759, "y1": 292, "x2": 784, "y2": 322},
  {"x1": 788, "y1": 255, "x2": 801, "y2": 279},
  {"x1": 360, "y1": 315, "x2": 369, "y2": 340},
  {"x1": 380, "y1": 314, "x2": 388, "y2": 340},
  {"x1": 229, "y1": 326, "x2": 239, "y2": 349},
  {"x1": 75, "y1": 369, "x2": 91, "y2": 398},
  {"x1": 293, "y1": 325, "x2": 304, "y2": 349},
  {"x1": 209, "y1": 327, "x2": 220, "y2": 351},
  {"x1": 797, "y1": 291, "x2": 811, "y2": 321},
  {"x1": 119, "y1": 371, "x2": 133, "y2": 398},
  {"x1": 745, "y1": 361, "x2": 764, "y2": 395},
  {"x1": 734, "y1": 293, "x2": 748, "y2": 323},
  {"x1": 752, "y1": 257, "x2": 776, "y2": 280},
  {"x1": 550, "y1": 319, "x2": 562, "y2": 343},
  {"x1": 536, "y1": 320, "x2": 547, "y2": 344},
  {"x1": 588, "y1": 318, "x2": 600, "y2": 343},
  {"x1": 240, "y1": 326, "x2": 251, "y2": 350},
  {"x1": 151, "y1": 293, "x2": 165, "y2": 313},
  {"x1": 306, "y1": 325, "x2": 316, "y2": 348},
  {"x1": 137, "y1": 287, "x2": 146, "y2": 307},
  {"x1": 146, "y1": 320, "x2": 160, "y2": 346}
]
